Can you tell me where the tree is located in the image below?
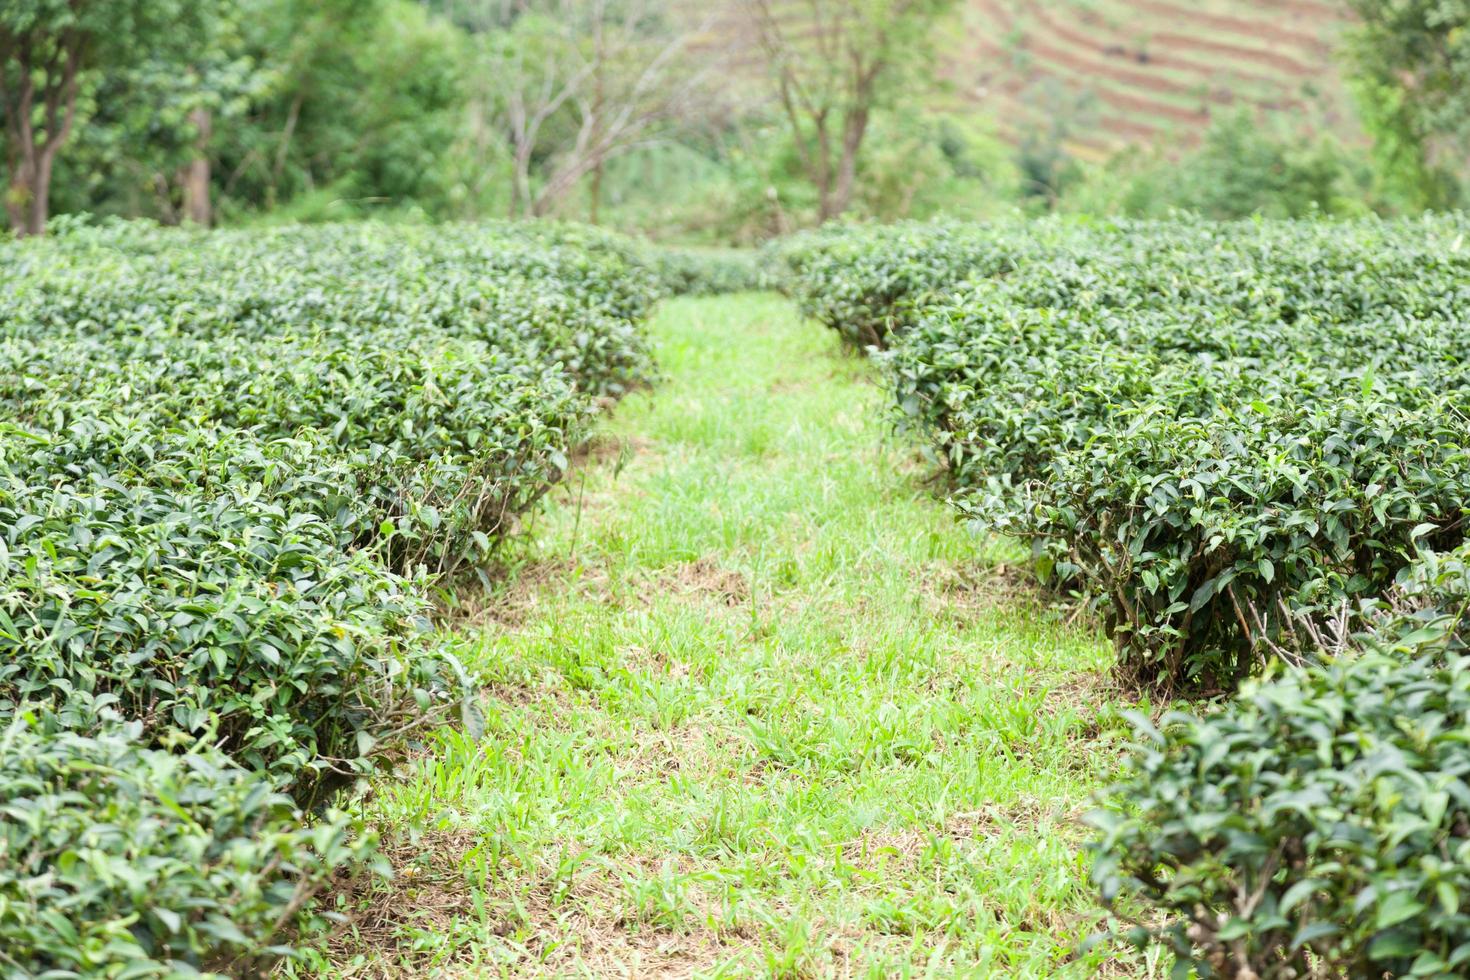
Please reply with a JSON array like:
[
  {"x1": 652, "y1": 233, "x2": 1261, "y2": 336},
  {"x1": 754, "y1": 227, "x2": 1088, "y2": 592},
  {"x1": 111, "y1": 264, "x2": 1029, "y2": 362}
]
[
  {"x1": 203, "y1": 0, "x2": 467, "y2": 221},
  {"x1": 465, "y1": 0, "x2": 710, "y2": 219},
  {"x1": 739, "y1": 0, "x2": 955, "y2": 222},
  {"x1": 93, "y1": 35, "x2": 260, "y2": 226},
  {"x1": 0, "y1": 0, "x2": 219, "y2": 235},
  {"x1": 1342, "y1": 0, "x2": 1470, "y2": 208}
]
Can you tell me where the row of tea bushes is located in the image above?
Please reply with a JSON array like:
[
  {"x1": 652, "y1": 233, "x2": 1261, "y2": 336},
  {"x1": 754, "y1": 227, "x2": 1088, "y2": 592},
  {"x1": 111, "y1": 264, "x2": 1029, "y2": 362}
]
[
  {"x1": 772, "y1": 221, "x2": 1037, "y2": 348},
  {"x1": 646, "y1": 246, "x2": 769, "y2": 296},
  {"x1": 0, "y1": 220, "x2": 659, "y2": 975},
  {"x1": 1092, "y1": 546, "x2": 1470, "y2": 978},
  {"x1": 780, "y1": 215, "x2": 1470, "y2": 692},
  {"x1": 778, "y1": 217, "x2": 1470, "y2": 351},
  {"x1": 1, "y1": 336, "x2": 588, "y2": 577},
  {"x1": 777, "y1": 215, "x2": 1470, "y2": 975},
  {"x1": 2, "y1": 699, "x2": 381, "y2": 976}
]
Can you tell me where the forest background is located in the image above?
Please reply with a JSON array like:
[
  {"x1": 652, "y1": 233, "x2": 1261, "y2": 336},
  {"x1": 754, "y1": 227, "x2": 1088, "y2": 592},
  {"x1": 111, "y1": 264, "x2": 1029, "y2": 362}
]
[{"x1": 4, "y1": 0, "x2": 1468, "y2": 241}]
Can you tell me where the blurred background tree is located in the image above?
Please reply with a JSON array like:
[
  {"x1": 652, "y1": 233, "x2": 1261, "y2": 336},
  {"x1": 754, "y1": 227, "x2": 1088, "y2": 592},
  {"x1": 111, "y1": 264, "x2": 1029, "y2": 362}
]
[
  {"x1": 738, "y1": 0, "x2": 958, "y2": 221},
  {"x1": 3, "y1": 0, "x2": 1469, "y2": 239},
  {"x1": 1, "y1": 0, "x2": 229, "y2": 234},
  {"x1": 1342, "y1": 0, "x2": 1469, "y2": 210}
]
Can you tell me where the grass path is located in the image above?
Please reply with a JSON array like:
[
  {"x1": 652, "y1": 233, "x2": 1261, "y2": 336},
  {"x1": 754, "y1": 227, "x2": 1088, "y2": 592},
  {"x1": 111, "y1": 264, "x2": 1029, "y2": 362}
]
[{"x1": 323, "y1": 294, "x2": 1148, "y2": 978}]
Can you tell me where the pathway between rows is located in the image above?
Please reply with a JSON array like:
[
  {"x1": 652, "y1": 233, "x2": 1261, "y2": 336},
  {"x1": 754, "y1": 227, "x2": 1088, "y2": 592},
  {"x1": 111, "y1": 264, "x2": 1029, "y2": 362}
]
[{"x1": 326, "y1": 295, "x2": 1137, "y2": 979}]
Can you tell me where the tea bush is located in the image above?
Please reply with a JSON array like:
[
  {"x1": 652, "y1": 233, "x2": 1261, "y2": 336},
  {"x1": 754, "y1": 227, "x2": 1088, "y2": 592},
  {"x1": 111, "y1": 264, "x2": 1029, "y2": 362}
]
[
  {"x1": 0, "y1": 220, "x2": 657, "y2": 972},
  {"x1": 0, "y1": 444, "x2": 462, "y2": 799},
  {"x1": 783, "y1": 216, "x2": 1470, "y2": 691},
  {"x1": 775, "y1": 221, "x2": 1036, "y2": 348},
  {"x1": 0, "y1": 699, "x2": 376, "y2": 977},
  {"x1": 1, "y1": 337, "x2": 588, "y2": 576},
  {"x1": 780, "y1": 217, "x2": 1470, "y2": 352},
  {"x1": 1091, "y1": 546, "x2": 1470, "y2": 977},
  {"x1": 647, "y1": 246, "x2": 768, "y2": 296}
]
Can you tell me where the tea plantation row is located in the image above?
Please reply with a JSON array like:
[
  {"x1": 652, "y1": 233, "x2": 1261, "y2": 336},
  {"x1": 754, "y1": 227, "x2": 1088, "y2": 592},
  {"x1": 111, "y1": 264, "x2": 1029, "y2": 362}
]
[
  {"x1": 778, "y1": 217, "x2": 1470, "y2": 977},
  {"x1": 0, "y1": 221, "x2": 660, "y2": 976}
]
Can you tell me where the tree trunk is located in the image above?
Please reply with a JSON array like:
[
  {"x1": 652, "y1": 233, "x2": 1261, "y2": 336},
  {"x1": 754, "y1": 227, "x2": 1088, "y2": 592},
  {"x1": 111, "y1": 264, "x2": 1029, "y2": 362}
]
[
  {"x1": 831, "y1": 104, "x2": 870, "y2": 219},
  {"x1": 8, "y1": 149, "x2": 54, "y2": 237},
  {"x1": 588, "y1": 159, "x2": 604, "y2": 225},
  {"x1": 3, "y1": 34, "x2": 85, "y2": 236},
  {"x1": 512, "y1": 143, "x2": 534, "y2": 218},
  {"x1": 588, "y1": 16, "x2": 606, "y2": 226},
  {"x1": 814, "y1": 115, "x2": 835, "y2": 221},
  {"x1": 30, "y1": 148, "x2": 57, "y2": 235},
  {"x1": 5, "y1": 158, "x2": 35, "y2": 236},
  {"x1": 181, "y1": 106, "x2": 212, "y2": 227}
]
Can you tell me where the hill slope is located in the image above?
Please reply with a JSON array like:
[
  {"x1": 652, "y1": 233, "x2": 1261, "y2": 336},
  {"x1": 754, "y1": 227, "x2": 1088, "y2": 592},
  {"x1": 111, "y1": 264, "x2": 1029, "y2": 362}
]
[{"x1": 946, "y1": 0, "x2": 1354, "y2": 160}]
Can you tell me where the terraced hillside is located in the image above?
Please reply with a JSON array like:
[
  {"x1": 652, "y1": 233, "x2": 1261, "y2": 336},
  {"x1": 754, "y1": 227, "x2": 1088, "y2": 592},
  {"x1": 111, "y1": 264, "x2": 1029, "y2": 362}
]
[{"x1": 947, "y1": 0, "x2": 1354, "y2": 160}]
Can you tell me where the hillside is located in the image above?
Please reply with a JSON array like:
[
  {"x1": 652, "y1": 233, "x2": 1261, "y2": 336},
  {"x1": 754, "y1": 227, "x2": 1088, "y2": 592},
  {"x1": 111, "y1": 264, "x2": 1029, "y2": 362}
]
[{"x1": 947, "y1": 0, "x2": 1355, "y2": 160}]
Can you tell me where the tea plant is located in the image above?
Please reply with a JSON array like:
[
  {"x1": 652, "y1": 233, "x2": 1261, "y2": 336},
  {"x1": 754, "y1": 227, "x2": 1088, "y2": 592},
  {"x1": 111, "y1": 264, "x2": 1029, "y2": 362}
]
[
  {"x1": 0, "y1": 220, "x2": 658, "y2": 974},
  {"x1": 781, "y1": 215, "x2": 1470, "y2": 691},
  {"x1": 1092, "y1": 546, "x2": 1470, "y2": 977},
  {"x1": 0, "y1": 699, "x2": 377, "y2": 978},
  {"x1": 646, "y1": 245, "x2": 768, "y2": 295}
]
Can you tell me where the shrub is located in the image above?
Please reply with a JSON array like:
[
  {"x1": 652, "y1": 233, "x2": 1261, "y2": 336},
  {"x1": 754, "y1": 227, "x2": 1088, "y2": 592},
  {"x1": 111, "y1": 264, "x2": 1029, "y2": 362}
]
[
  {"x1": 1060, "y1": 110, "x2": 1372, "y2": 220},
  {"x1": 0, "y1": 699, "x2": 377, "y2": 978},
  {"x1": 0, "y1": 219, "x2": 658, "y2": 972},
  {"x1": 647, "y1": 246, "x2": 767, "y2": 296},
  {"x1": 0, "y1": 221, "x2": 657, "y2": 399},
  {"x1": 1090, "y1": 549, "x2": 1470, "y2": 978},
  {"x1": 0, "y1": 425, "x2": 469, "y2": 802},
  {"x1": 789, "y1": 215, "x2": 1470, "y2": 691},
  {"x1": 2, "y1": 337, "x2": 589, "y2": 576},
  {"x1": 0, "y1": 221, "x2": 663, "y2": 578},
  {"x1": 774, "y1": 220, "x2": 1036, "y2": 347},
  {"x1": 962, "y1": 385, "x2": 1470, "y2": 690}
]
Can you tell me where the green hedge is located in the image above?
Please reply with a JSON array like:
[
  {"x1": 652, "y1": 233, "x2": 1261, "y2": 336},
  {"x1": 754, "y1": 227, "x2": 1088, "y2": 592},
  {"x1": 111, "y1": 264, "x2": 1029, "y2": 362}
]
[
  {"x1": 782, "y1": 216, "x2": 1470, "y2": 691},
  {"x1": 2, "y1": 338, "x2": 587, "y2": 577},
  {"x1": 0, "y1": 220, "x2": 658, "y2": 973},
  {"x1": 0, "y1": 445, "x2": 463, "y2": 799},
  {"x1": 646, "y1": 246, "x2": 767, "y2": 296},
  {"x1": 1, "y1": 699, "x2": 376, "y2": 978},
  {"x1": 1091, "y1": 547, "x2": 1470, "y2": 977},
  {"x1": 779, "y1": 217, "x2": 1470, "y2": 351},
  {"x1": 774, "y1": 220, "x2": 1037, "y2": 347}
]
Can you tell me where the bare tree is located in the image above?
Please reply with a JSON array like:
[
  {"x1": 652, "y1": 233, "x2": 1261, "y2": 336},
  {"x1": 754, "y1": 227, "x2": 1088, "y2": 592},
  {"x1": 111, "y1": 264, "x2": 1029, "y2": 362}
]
[
  {"x1": 493, "y1": 12, "x2": 591, "y2": 217},
  {"x1": 468, "y1": 0, "x2": 712, "y2": 220},
  {"x1": 739, "y1": 0, "x2": 953, "y2": 222}
]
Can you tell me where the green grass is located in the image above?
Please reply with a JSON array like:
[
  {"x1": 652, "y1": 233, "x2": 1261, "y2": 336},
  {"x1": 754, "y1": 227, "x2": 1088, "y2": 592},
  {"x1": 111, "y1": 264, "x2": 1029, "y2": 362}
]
[{"x1": 311, "y1": 294, "x2": 1158, "y2": 978}]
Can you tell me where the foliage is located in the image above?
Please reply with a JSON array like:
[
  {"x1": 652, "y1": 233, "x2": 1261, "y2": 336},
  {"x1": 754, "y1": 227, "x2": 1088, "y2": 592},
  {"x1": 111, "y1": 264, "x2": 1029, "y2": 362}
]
[
  {"x1": 1061, "y1": 112, "x2": 1375, "y2": 219},
  {"x1": 774, "y1": 219, "x2": 1032, "y2": 347},
  {"x1": 739, "y1": 0, "x2": 960, "y2": 222},
  {"x1": 0, "y1": 222, "x2": 656, "y2": 573},
  {"x1": 14, "y1": 0, "x2": 476, "y2": 227},
  {"x1": 0, "y1": 0, "x2": 229, "y2": 233},
  {"x1": 46, "y1": 9, "x2": 263, "y2": 225},
  {"x1": 0, "y1": 431, "x2": 462, "y2": 797},
  {"x1": 0, "y1": 699, "x2": 377, "y2": 977},
  {"x1": 6, "y1": 0, "x2": 1470, "y2": 239},
  {"x1": 779, "y1": 216, "x2": 1470, "y2": 691},
  {"x1": 594, "y1": 108, "x2": 1013, "y2": 246},
  {"x1": 1343, "y1": 0, "x2": 1470, "y2": 211},
  {"x1": 1091, "y1": 545, "x2": 1470, "y2": 977},
  {"x1": 646, "y1": 246, "x2": 767, "y2": 295},
  {"x1": 0, "y1": 218, "x2": 656, "y2": 973},
  {"x1": 211, "y1": 0, "x2": 469, "y2": 222}
]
